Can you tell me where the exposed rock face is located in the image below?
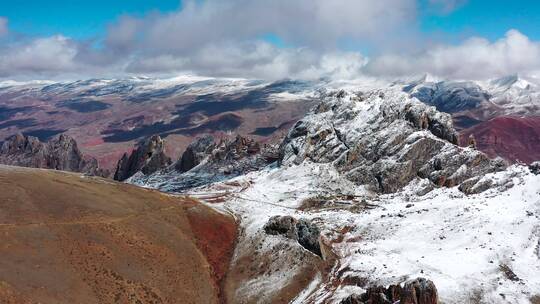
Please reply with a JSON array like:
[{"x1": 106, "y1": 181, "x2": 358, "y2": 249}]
[
  {"x1": 129, "y1": 134, "x2": 278, "y2": 192},
  {"x1": 404, "y1": 76, "x2": 540, "y2": 164},
  {"x1": 175, "y1": 135, "x2": 216, "y2": 172},
  {"x1": 264, "y1": 215, "x2": 298, "y2": 239},
  {"x1": 279, "y1": 89, "x2": 505, "y2": 194},
  {"x1": 114, "y1": 135, "x2": 171, "y2": 181},
  {"x1": 341, "y1": 278, "x2": 438, "y2": 304},
  {"x1": 263, "y1": 215, "x2": 321, "y2": 257},
  {"x1": 530, "y1": 161, "x2": 540, "y2": 175},
  {"x1": 0, "y1": 133, "x2": 107, "y2": 177}
]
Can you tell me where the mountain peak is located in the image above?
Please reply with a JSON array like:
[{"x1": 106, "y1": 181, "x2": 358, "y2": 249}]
[{"x1": 489, "y1": 74, "x2": 536, "y2": 90}]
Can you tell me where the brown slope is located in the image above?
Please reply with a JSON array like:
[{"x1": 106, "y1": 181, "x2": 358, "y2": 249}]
[
  {"x1": 459, "y1": 116, "x2": 540, "y2": 164},
  {"x1": 0, "y1": 165, "x2": 236, "y2": 304}
]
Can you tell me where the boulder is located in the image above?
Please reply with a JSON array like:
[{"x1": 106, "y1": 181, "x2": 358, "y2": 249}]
[
  {"x1": 530, "y1": 161, "x2": 540, "y2": 175},
  {"x1": 400, "y1": 278, "x2": 439, "y2": 304},
  {"x1": 263, "y1": 215, "x2": 321, "y2": 257},
  {"x1": 264, "y1": 215, "x2": 297, "y2": 239},
  {"x1": 296, "y1": 219, "x2": 322, "y2": 257}
]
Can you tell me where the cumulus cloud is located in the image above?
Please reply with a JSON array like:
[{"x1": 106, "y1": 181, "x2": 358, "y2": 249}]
[
  {"x1": 0, "y1": 36, "x2": 79, "y2": 76},
  {"x1": 100, "y1": 0, "x2": 412, "y2": 80},
  {"x1": 0, "y1": 17, "x2": 8, "y2": 37},
  {"x1": 0, "y1": 0, "x2": 412, "y2": 80},
  {"x1": 126, "y1": 41, "x2": 367, "y2": 80},
  {"x1": 127, "y1": 0, "x2": 417, "y2": 51},
  {"x1": 367, "y1": 30, "x2": 540, "y2": 80},
  {"x1": 0, "y1": 1, "x2": 539, "y2": 81},
  {"x1": 0, "y1": 35, "x2": 116, "y2": 79}
]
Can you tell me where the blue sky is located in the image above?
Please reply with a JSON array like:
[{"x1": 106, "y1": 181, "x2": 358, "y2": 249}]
[
  {"x1": 1, "y1": 0, "x2": 180, "y2": 38},
  {"x1": 420, "y1": 0, "x2": 540, "y2": 41},
  {"x1": 1, "y1": 0, "x2": 538, "y2": 42}
]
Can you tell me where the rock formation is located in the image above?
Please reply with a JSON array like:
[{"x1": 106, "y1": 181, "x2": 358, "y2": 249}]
[
  {"x1": 0, "y1": 133, "x2": 107, "y2": 177},
  {"x1": 341, "y1": 278, "x2": 439, "y2": 304},
  {"x1": 129, "y1": 134, "x2": 279, "y2": 192},
  {"x1": 114, "y1": 135, "x2": 172, "y2": 181},
  {"x1": 175, "y1": 134, "x2": 216, "y2": 172},
  {"x1": 264, "y1": 215, "x2": 322, "y2": 257},
  {"x1": 279, "y1": 89, "x2": 506, "y2": 194},
  {"x1": 530, "y1": 161, "x2": 540, "y2": 175}
]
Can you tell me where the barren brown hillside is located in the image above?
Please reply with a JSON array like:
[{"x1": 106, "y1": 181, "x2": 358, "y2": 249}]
[{"x1": 0, "y1": 165, "x2": 237, "y2": 304}]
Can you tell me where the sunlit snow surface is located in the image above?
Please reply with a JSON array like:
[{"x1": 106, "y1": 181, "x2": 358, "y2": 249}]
[{"x1": 135, "y1": 159, "x2": 540, "y2": 303}]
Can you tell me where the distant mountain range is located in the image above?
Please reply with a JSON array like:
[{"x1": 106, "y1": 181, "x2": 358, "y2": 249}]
[
  {"x1": 0, "y1": 74, "x2": 539, "y2": 175},
  {"x1": 402, "y1": 74, "x2": 540, "y2": 163},
  {"x1": 0, "y1": 76, "x2": 317, "y2": 170}
]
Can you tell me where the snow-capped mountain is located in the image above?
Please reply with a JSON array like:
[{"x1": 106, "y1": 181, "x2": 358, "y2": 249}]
[
  {"x1": 0, "y1": 76, "x2": 315, "y2": 103},
  {"x1": 128, "y1": 85, "x2": 540, "y2": 303},
  {"x1": 402, "y1": 74, "x2": 540, "y2": 118},
  {"x1": 400, "y1": 75, "x2": 540, "y2": 164}
]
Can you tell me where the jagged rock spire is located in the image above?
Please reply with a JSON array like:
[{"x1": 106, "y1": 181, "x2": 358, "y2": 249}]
[
  {"x1": 114, "y1": 135, "x2": 171, "y2": 181},
  {"x1": 0, "y1": 133, "x2": 108, "y2": 176}
]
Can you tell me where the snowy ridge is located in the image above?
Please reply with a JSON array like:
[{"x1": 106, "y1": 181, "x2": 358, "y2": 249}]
[
  {"x1": 196, "y1": 162, "x2": 539, "y2": 303},
  {"x1": 0, "y1": 75, "x2": 317, "y2": 103},
  {"x1": 402, "y1": 74, "x2": 540, "y2": 117},
  {"x1": 279, "y1": 87, "x2": 504, "y2": 194},
  {"x1": 3, "y1": 73, "x2": 540, "y2": 118},
  {"x1": 129, "y1": 85, "x2": 540, "y2": 303}
]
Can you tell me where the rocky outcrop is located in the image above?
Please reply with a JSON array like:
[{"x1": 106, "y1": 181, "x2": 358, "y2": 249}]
[
  {"x1": 264, "y1": 215, "x2": 298, "y2": 239},
  {"x1": 279, "y1": 89, "x2": 505, "y2": 194},
  {"x1": 341, "y1": 278, "x2": 438, "y2": 304},
  {"x1": 0, "y1": 133, "x2": 107, "y2": 177},
  {"x1": 113, "y1": 135, "x2": 171, "y2": 181},
  {"x1": 175, "y1": 135, "x2": 216, "y2": 172},
  {"x1": 264, "y1": 215, "x2": 321, "y2": 257},
  {"x1": 129, "y1": 134, "x2": 278, "y2": 192},
  {"x1": 530, "y1": 161, "x2": 540, "y2": 175}
]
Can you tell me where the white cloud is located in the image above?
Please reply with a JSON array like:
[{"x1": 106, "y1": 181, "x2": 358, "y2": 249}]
[
  {"x1": 0, "y1": 0, "x2": 416, "y2": 80},
  {"x1": 0, "y1": 17, "x2": 8, "y2": 37},
  {"x1": 366, "y1": 30, "x2": 540, "y2": 80},
  {"x1": 131, "y1": 0, "x2": 417, "y2": 51},
  {"x1": 0, "y1": 36, "x2": 83, "y2": 77},
  {"x1": 0, "y1": 2, "x2": 539, "y2": 81},
  {"x1": 126, "y1": 41, "x2": 367, "y2": 80},
  {"x1": 105, "y1": 0, "x2": 410, "y2": 80}
]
